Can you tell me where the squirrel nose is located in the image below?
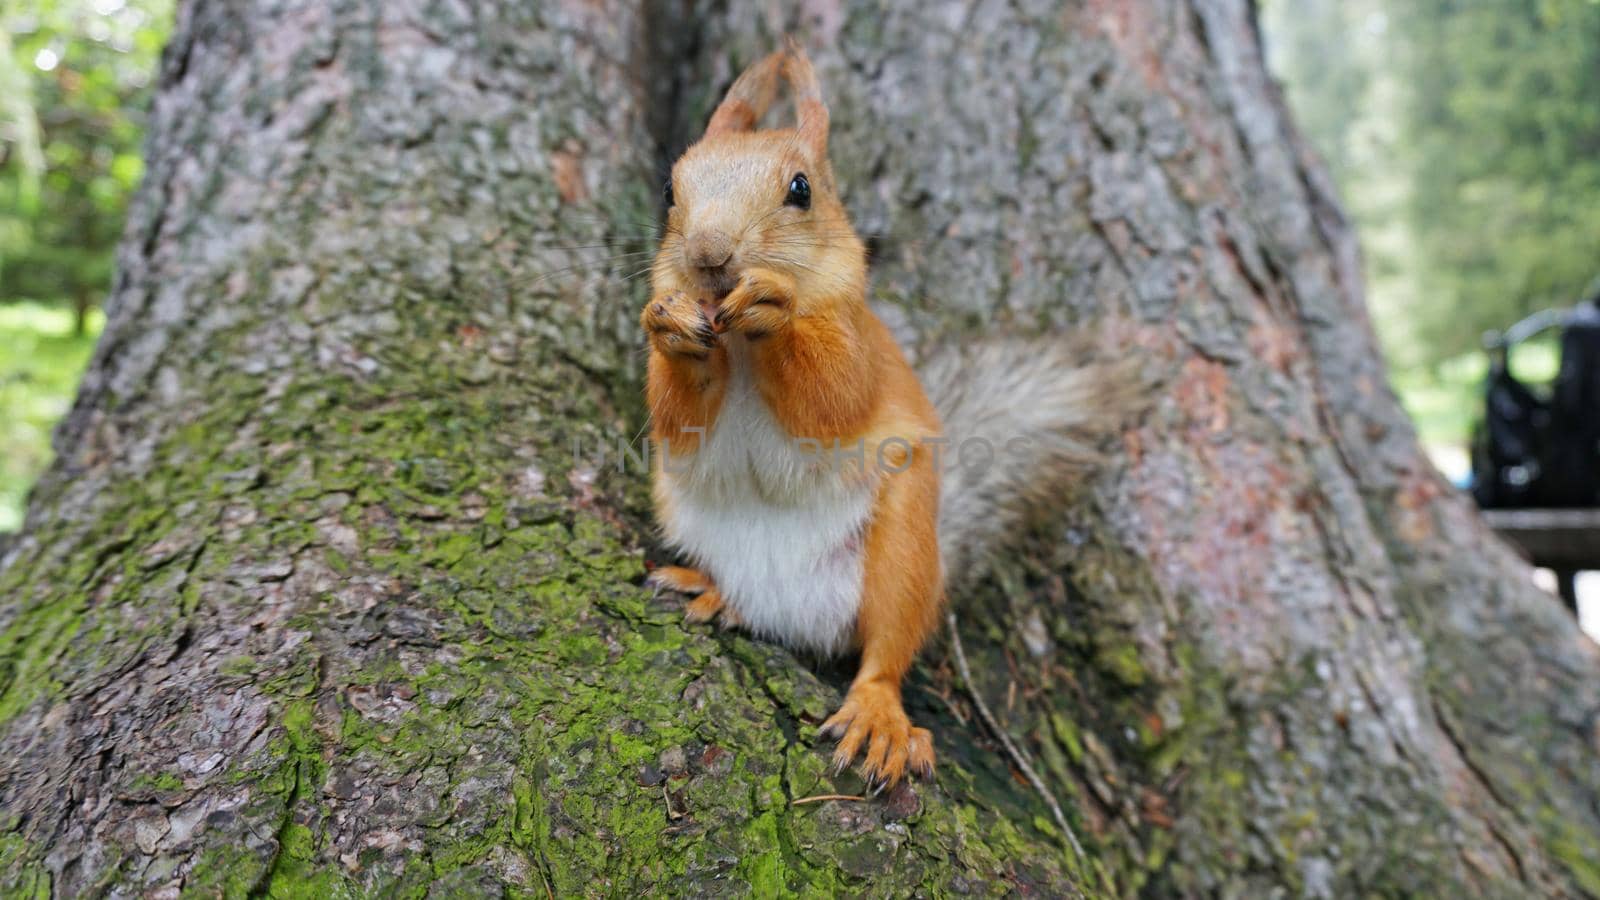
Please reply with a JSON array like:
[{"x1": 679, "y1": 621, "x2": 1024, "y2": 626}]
[{"x1": 685, "y1": 231, "x2": 734, "y2": 271}]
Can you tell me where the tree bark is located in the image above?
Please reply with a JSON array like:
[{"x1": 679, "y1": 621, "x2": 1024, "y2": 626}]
[{"x1": 3, "y1": 0, "x2": 1598, "y2": 896}]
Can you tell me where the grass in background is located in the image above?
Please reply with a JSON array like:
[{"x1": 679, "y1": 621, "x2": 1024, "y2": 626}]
[
  {"x1": 1398, "y1": 341, "x2": 1560, "y2": 447},
  {"x1": 0, "y1": 300, "x2": 103, "y2": 531}
]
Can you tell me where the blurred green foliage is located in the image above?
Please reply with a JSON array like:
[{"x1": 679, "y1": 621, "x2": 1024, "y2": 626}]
[
  {"x1": 0, "y1": 302, "x2": 102, "y2": 531},
  {"x1": 1396, "y1": 0, "x2": 1600, "y2": 362},
  {"x1": 1264, "y1": 0, "x2": 1600, "y2": 449},
  {"x1": 2, "y1": 0, "x2": 171, "y2": 327},
  {"x1": 1, "y1": 0, "x2": 170, "y2": 529}
]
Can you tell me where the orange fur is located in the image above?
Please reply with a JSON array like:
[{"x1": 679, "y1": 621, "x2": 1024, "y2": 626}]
[{"x1": 643, "y1": 44, "x2": 945, "y2": 787}]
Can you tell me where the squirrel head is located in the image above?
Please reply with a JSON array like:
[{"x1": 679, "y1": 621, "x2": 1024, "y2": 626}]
[{"x1": 655, "y1": 42, "x2": 866, "y2": 309}]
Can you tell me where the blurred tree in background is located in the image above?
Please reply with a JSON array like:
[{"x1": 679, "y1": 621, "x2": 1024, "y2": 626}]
[
  {"x1": 2, "y1": 0, "x2": 170, "y2": 332},
  {"x1": 1398, "y1": 0, "x2": 1600, "y2": 358},
  {"x1": 1265, "y1": 0, "x2": 1600, "y2": 448},
  {"x1": 0, "y1": 0, "x2": 170, "y2": 531}
]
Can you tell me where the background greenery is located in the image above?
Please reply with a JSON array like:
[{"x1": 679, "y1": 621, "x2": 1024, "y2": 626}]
[
  {"x1": 1, "y1": 1, "x2": 1597, "y2": 528},
  {"x1": 1263, "y1": 0, "x2": 1600, "y2": 458},
  {"x1": 0, "y1": 301, "x2": 101, "y2": 530},
  {"x1": 1, "y1": 0, "x2": 169, "y2": 530}
]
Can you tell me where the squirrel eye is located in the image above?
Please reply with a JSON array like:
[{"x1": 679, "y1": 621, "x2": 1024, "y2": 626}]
[
  {"x1": 663, "y1": 179, "x2": 674, "y2": 208},
  {"x1": 785, "y1": 173, "x2": 810, "y2": 210}
]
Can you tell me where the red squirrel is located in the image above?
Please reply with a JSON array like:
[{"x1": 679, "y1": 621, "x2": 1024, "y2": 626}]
[{"x1": 642, "y1": 43, "x2": 1125, "y2": 788}]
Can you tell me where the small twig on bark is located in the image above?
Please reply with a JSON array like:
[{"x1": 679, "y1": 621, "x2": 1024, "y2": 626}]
[
  {"x1": 790, "y1": 793, "x2": 865, "y2": 806},
  {"x1": 947, "y1": 612, "x2": 1085, "y2": 861}
]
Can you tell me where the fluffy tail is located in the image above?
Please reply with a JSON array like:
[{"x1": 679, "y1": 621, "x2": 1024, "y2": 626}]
[{"x1": 917, "y1": 338, "x2": 1147, "y2": 590}]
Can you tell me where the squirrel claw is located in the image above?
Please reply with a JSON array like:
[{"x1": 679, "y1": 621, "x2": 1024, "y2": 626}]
[
  {"x1": 682, "y1": 590, "x2": 725, "y2": 624},
  {"x1": 711, "y1": 269, "x2": 792, "y2": 337},
  {"x1": 712, "y1": 300, "x2": 749, "y2": 334}
]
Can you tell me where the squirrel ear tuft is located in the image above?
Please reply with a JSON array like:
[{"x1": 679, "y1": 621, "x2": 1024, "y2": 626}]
[
  {"x1": 781, "y1": 42, "x2": 829, "y2": 158},
  {"x1": 705, "y1": 50, "x2": 785, "y2": 138},
  {"x1": 702, "y1": 40, "x2": 830, "y2": 157}
]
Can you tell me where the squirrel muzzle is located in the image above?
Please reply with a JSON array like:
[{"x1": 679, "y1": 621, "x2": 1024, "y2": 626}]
[{"x1": 684, "y1": 229, "x2": 739, "y2": 301}]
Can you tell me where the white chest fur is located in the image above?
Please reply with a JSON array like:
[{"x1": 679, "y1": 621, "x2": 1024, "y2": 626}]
[{"x1": 655, "y1": 337, "x2": 876, "y2": 655}]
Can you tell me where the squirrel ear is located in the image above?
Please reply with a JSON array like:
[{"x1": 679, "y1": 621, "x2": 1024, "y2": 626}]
[
  {"x1": 705, "y1": 50, "x2": 785, "y2": 138},
  {"x1": 781, "y1": 40, "x2": 829, "y2": 158}
]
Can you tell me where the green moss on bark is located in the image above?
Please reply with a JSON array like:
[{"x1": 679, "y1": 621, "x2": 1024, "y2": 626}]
[{"x1": 0, "y1": 318, "x2": 1088, "y2": 893}]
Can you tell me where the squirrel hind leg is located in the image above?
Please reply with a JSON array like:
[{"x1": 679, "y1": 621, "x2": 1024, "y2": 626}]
[
  {"x1": 647, "y1": 567, "x2": 743, "y2": 629},
  {"x1": 821, "y1": 443, "x2": 942, "y2": 788},
  {"x1": 646, "y1": 565, "x2": 714, "y2": 595}
]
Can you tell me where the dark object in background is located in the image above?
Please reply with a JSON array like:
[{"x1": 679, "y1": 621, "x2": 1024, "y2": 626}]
[
  {"x1": 1546, "y1": 303, "x2": 1600, "y2": 503},
  {"x1": 1473, "y1": 350, "x2": 1551, "y2": 507},
  {"x1": 1472, "y1": 282, "x2": 1600, "y2": 509}
]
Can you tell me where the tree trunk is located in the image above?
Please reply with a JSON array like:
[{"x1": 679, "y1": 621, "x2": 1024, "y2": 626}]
[
  {"x1": 3, "y1": 0, "x2": 1598, "y2": 896},
  {"x1": 72, "y1": 289, "x2": 92, "y2": 340}
]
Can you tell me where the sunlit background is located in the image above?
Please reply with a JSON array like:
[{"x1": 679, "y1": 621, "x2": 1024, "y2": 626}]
[
  {"x1": 3, "y1": 1, "x2": 1598, "y2": 622},
  {"x1": 1263, "y1": 0, "x2": 1600, "y2": 632},
  {"x1": 1265, "y1": 0, "x2": 1600, "y2": 484},
  {"x1": 2, "y1": 0, "x2": 169, "y2": 530}
]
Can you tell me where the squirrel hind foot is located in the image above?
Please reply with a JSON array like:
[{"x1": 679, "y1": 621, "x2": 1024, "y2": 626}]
[
  {"x1": 821, "y1": 685, "x2": 936, "y2": 788},
  {"x1": 685, "y1": 590, "x2": 745, "y2": 629},
  {"x1": 646, "y1": 565, "x2": 713, "y2": 595},
  {"x1": 646, "y1": 566, "x2": 746, "y2": 629},
  {"x1": 683, "y1": 588, "x2": 725, "y2": 624}
]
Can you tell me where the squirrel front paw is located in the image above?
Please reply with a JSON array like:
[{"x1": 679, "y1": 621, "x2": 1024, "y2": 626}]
[
  {"x1": 713, "y1": 269, "x2": 795, "y2": 338},
  {"x1": 643, "y1": 291, "x2": 717, "y2": 358}
]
